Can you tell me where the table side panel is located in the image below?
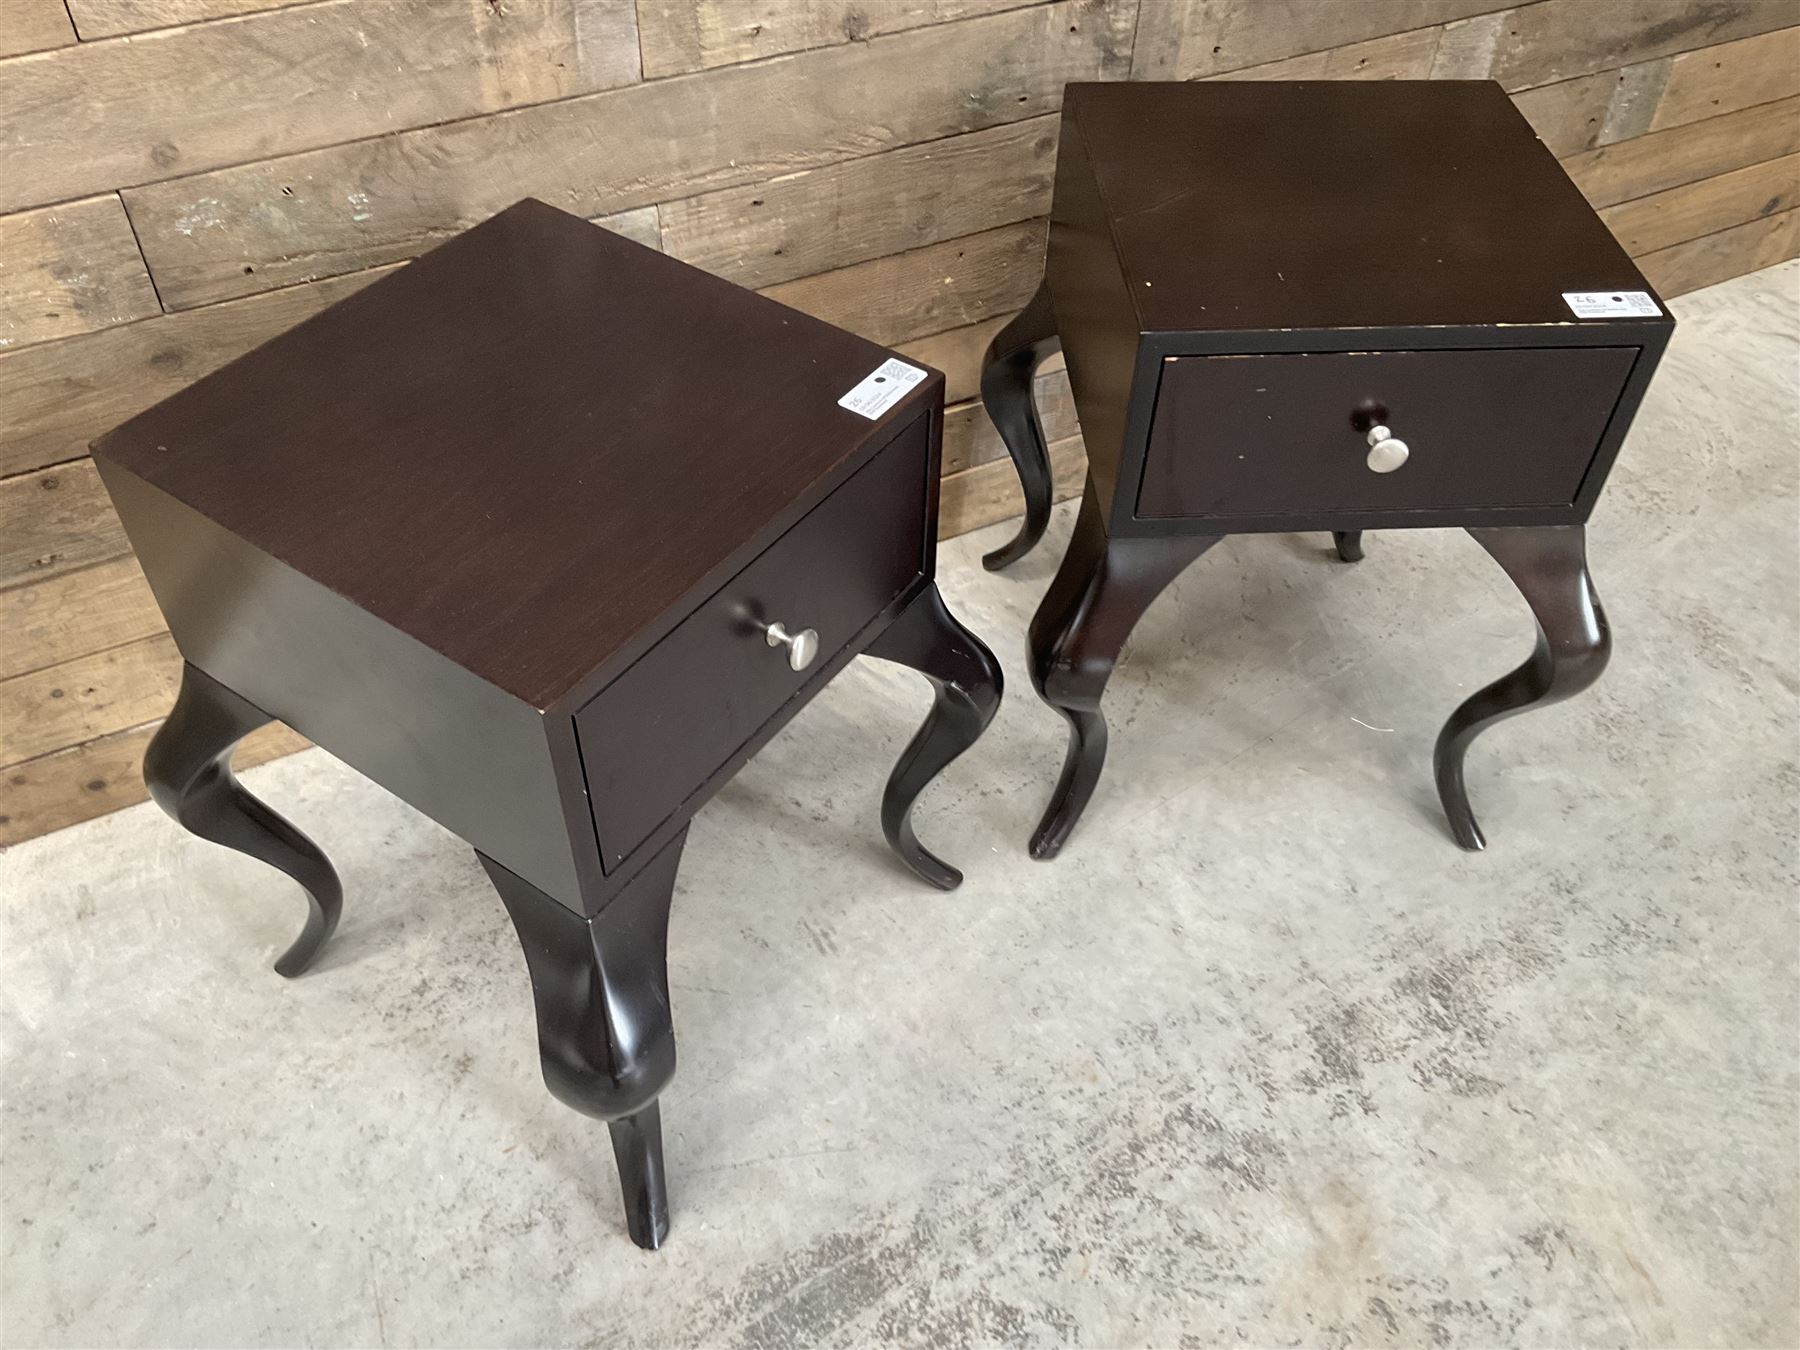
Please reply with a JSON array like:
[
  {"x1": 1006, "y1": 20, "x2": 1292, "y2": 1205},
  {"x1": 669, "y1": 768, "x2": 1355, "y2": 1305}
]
[
  {"x1": 1046, "y1": 101, "x2": 1145, "y2": 522},
  {"x1": 94, "y1": 460, "x2": 588, "y2": 906},
  {"x1": 575, "y1": 412, "x2": 932, "y2": 873}
]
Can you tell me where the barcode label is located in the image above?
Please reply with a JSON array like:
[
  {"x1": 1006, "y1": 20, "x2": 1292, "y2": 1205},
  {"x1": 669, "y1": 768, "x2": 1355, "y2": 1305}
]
[
  {"x1": 1563, "y1": 290, "x2": 1661, "y2": 319},
  {"x1": 837, "y1": 358, "x2": 927, "y2": 420}
]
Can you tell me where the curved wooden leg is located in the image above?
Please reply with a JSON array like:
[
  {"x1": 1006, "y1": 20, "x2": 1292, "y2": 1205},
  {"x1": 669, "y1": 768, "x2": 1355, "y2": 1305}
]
[
  {"x1": 1333, "y1": 530, "x2": 1365, "y2": 562},
  {"x1": 979, "y1": 279, "x2": 1061, "y2": 571},
  {"x1": 1434, "y1": 525, "x2": 1610, "y2": 851},
  {"x1": 143, "y1": 662, "x2": 340, "y2": 977},
  {"x1": 481, "y1": 827, "x2": 686, "y2": 1251},
  {"x1": 1027, "y1": 481, "x2": 1221, "y2": 859},
  {"x1": 861, "y1": 582, "x2": 1003, "y2": 890}
]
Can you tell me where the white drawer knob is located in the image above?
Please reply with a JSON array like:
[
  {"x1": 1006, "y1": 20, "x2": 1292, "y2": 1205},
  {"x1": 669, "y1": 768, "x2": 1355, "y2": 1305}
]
[
  {"x1": 1365, "y1": 424, "x2": 1410, "y2": 474},
  {"x1": 762, "y1": 620, "x2": 819, "y2": 672}
]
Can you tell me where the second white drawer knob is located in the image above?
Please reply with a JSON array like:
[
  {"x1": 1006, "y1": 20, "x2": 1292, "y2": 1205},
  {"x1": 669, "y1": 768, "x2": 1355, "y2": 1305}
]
[
  {"x1": 763, "y1": 620, "x2": 819, "y2": 672},
  {"x1": 1365, "y1": 424, "x2": 1410, "y2": 474}
]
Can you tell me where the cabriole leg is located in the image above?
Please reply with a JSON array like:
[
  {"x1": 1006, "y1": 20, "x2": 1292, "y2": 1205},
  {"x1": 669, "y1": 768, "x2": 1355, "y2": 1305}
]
[
  {"x1": 1026, "y1": 481, "x2": 1221, "y2": 860},
  {"x1": 978, "y1": 279, "x2": 1062, "y2": 571},
  {"x1": 481, "y1": 827, "x2": 687, "y2": 1250},
  {"x1": 862, "y1": 582, "x2": 1004, "y2": 889},
  {"x1": 144, "y1": 662, "x2": 340, "y2": 977},
  {"x1": 1434, "y1": 525, "x2": 1610, "y2": 851}
]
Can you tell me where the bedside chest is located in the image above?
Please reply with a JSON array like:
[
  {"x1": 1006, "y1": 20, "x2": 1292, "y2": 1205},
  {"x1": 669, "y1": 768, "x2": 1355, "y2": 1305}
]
[
  {"x1": 91, "y1": 200, "x2": 1002, "y2": 1249},
  {"x1": 981, "y1": 81, "x2": 1671, "y2": 858}
]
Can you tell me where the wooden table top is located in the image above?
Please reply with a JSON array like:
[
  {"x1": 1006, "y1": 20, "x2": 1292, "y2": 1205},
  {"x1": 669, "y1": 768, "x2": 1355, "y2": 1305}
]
[
  {"x1": 94, "y1": 200, "x2": 937, "y2": 710},
  {"x1": 1060, "y1": 80, "x2": 1655, "y2": 335}
]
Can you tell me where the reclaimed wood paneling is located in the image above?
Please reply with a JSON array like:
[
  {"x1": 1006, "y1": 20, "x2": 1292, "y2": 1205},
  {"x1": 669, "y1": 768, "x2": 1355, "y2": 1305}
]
[
  {"x1": 760, "y1": 219, "x2": 1045, "y2": 348},
  {"x1": 941, "y1": 369, "x2": 1076, "y2": 476},
  {"x1": 0, "y1": 195, "x2": 161, "y2": 351},
  {"x1": 1133, "y1": 0, "x2": 1506, "y2": 81},
  {"x1": 1650, "y1": 26, "x2": 1800, "y2": 130},
  {"x1": 123, "y1": 1, "x2": 1128, "y2": 309},
  {"x1": 1434, "y1": 0, "x2": 1793, "y2": 89},
  {"x1": 0, "y1": 0, "x2": 641, "y2": 213},
  {"x1": 1206, "y1": 25, "x2": 1443, "y2": 82},
  {"x1": 0, "y1": 0, "x2": 76, "y2": 56},
  {"x1": 0, "y1": 462, "x2": 129, "y2": 591},
  {"x1": 938, "y1": 433, "x2": 1085, "y2": 540},
  {"x1": 1638, "y1": 206, "x2": 1800, "y2": 294},
  {"x1": 637, "y1": 0, "x2": 1040, "y2": 77},
  {"x1": 67, "y1": 1, "x2": 319, "y2": 40},
  {"x1": 660, "y1": 116, "x2": 1057, "y2": 290},
  {"x1": 1601, "y1": 153, "x2": 1800, "y2": 256},
  {"x1": 0, "y1": 719, "x2": 308, "y2": 846},
  {"x1": 0, "y1": 266, "x2": 394, "y2": 480},
  {"x1": 1565, "y1": 95, "x2": 1800, "y2": 209},
  {"x1": 0, "y1": 633, "x2": 183, "y2": 765},
  {"x1": 0, "y1": 556, "x2": 163, "y2": 682}
]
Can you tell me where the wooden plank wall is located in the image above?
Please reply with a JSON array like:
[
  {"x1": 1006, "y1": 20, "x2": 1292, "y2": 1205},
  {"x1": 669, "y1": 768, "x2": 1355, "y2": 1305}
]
[{"x1": 2, "y1": 0, "x2": 1797, "y2": 846}]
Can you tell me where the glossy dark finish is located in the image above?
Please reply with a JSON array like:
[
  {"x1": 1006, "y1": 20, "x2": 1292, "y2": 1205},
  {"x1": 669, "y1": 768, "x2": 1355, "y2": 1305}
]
[
  {"x1": 578, "y1": 420, "x2": 929, "y2": 871},
  {"x1": 144, "y1": 663, "x2": 341, "y2": 977},
  {"x1": 1026, "y1": 482, "x2": 1220, "y2": 859},
  {"x1": 1435, "y1": 526, "x2": 1609, "y2": 851},
  {"x1": 863, "y1": 581, "x2": 1005, "y2": 888},
  {"x1": 984, "y1": 82, "x2": 1671, "y2": 851},
  {"x1": 480, "y1": 829, "x2": 687, "y2": 1250},
  {"x1": 1138, "y1": 346, "x2": 1640, "y2": 520},
  {"x1": 93, "y1": 199, "x2": 1002, "y2": 1249},
  {"x1": 979, "y1": 280, "x2": 1060, "y2": 570}
]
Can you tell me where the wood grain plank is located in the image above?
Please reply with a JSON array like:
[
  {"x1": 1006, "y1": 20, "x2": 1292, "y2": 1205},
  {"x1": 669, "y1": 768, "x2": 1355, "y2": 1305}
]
[
  {"x1": 938, "y1": 432, "x2": 1084, "y2": 539},
  {"x1": 1205, "y1": 24, "x2": 1443, "y2": 81},
  {"x1": 121, "y1": 0, "x2": 1130, "y2": 308},
  {"x1": 1651, "y1": 26, "x2": 1800, "y2": 131},
  {"x1": 0, "y1": 0, "x2": 641, "y2": 213},
  {"x1": 0, "y1": 719, "x2": 307, "y2": 846},
  {"x1": 0, "y1": 632, "x2": 183, "y2": 765},
  {"x1": 0, "y1": 556, "x2": 163, "y2": 682},
  {"x1": 941, "y1": 368, "x2": 1076, "y2": 475},
  {"x1": 1441, "y1": 0, "x2": 1794, "y2": 91},
  {"x1": 1132, "y1": 0, "x2": 1505, "y2": 81},
  {"x1": 1602, "y1": 153, "x2": 1800, "y2": 255},
  {"x1": 637, "y1": 0, "x2": 1042, "y2": 77},
  {"x1": 68, "y1": 0, "x2": 321, "y2": 40},
  {"x1": 1564, "y1": 95, "x2": 1800, "y2": 209},
  {"x1": 0, "y1": 265, "x2": 394, "y2": 481},
  {"x1": 1636, "y1": 206, "x2": 1800, "y2": 294},
  {"x1": 1513, "y1": 69, "x2": 1621, "y2": 157},
  {"x1": 0, "y1": 461, "x2": 129, "y2": 591},
  {"x1": 759, "y1": 219, "x2": 1045, "y2": 348},
  {"x1": 0, "y1": 195, "x2": 162, "y2": 352},
  {"x1": 0, "y1": 0, "x2": 76, "y2": 55},
  {"x1": 660, "y1": 116, "x2": 1057, "y2": 290}
]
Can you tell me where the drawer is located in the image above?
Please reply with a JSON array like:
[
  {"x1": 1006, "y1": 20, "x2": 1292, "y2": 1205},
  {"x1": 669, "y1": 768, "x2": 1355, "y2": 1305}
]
[
  {"x1": 1136, "y1": 346, "x2": 1639, "y2": 520},
  {"x1": 576, "y1": 415, "x2": 930, "y2": 871}
]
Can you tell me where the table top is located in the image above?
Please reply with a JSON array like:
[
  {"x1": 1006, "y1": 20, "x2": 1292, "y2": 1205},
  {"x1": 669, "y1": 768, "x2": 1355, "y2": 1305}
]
[
  {"x1": 93, "y1": 199, "x2": 936, "y2": 710},
  {"x1": 1061, "y1": 80, "x2": 1658, "y2": 335}
]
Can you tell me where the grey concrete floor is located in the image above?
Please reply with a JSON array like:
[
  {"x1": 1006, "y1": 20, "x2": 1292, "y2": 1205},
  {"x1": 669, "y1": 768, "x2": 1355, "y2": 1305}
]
[{"x1": 3, "y1": 263, "x2": 1797, "y2": 1349}]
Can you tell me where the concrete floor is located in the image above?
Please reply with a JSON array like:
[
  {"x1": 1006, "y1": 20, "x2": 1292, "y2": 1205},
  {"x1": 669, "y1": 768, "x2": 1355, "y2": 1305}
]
[{"x1": 3, "y1": 261, "x2": 1796, "y2": 1348}]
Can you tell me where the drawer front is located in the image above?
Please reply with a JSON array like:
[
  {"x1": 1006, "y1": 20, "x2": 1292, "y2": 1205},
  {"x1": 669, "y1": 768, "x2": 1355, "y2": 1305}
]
[
  {"x1": 1137, "y1": 346, "x2": 1639, "y2": 520},
  {"x1": 576, "y1": 416, "x2": 930, "y2": 871}
]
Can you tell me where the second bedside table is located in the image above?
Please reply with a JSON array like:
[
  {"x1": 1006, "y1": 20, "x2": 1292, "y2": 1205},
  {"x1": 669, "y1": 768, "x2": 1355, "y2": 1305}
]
[
  {"x1": 982, "y1": 80, "x2": 1672, "y2": 858},
  {"x1": 92, "y1": 201, "x2": 1003, "y2": 1250}
]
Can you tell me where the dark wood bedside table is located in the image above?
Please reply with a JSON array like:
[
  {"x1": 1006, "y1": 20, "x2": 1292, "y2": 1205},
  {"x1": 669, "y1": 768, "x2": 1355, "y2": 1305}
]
[
  {"x1": 981, "y1": 81, "x2": 1672, "y2": 858},
  {"x1": 90, "y1": 200, "x2": 1002, "y2": 1250}
]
